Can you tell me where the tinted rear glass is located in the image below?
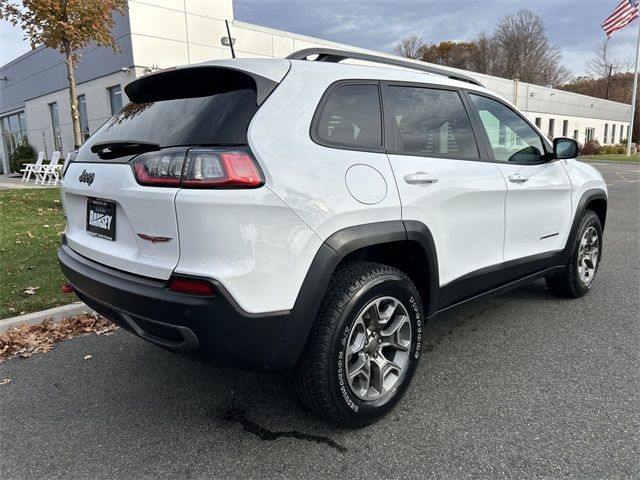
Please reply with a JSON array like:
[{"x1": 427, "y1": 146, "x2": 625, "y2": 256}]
[
  {"x1": 314, "y1": 84, "x2": 382, "y2": 150},
  {"x1": 78, "y1": 89, "x2": 258, "y2": 161}
]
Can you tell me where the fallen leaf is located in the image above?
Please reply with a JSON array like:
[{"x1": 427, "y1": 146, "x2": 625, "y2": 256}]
[
  {"x1": 0, "y1": 379, "x2": 11, "y2": 386},
  {"x1": 0, "y1": 313, "x2": 117, "y2": 362},
  {"x1": 84, "y1": 354, "x2": 92, "y2": 360}
]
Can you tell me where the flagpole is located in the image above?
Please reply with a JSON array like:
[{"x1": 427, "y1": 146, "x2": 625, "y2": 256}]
[{"x1": 627, "y1": 15, "x2": 640, "y2": 156}]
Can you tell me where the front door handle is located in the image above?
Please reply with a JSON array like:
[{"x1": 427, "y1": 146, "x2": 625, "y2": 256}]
[
  {"x1": 404, "y1": 172, "x2": 439, "y2": 185},
  {"x1": 508, "y1": 173, "x2": 529, "y2": 184}
]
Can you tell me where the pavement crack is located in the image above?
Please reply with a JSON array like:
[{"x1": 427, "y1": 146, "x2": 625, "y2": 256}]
[{"x1": 221, "y1": 408, "x2": 347, "y2": 453}]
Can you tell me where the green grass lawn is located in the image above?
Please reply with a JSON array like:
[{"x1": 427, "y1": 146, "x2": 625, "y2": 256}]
[
  {"x1": 579, "y1": 154, "x2": 640, "y2": 162},
  {"x1": 0, "y1": 188, "x2": 71, "y2": 319}
]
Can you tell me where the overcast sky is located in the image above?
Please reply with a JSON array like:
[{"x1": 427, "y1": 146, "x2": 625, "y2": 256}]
[{"x1": 1, "y1": 0, "x2": 639, "y2": 76}]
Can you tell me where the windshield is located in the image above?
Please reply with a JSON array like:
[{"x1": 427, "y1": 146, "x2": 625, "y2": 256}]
[{"x1": 77, "y1": 88, "x2": 258, "y2": 162}]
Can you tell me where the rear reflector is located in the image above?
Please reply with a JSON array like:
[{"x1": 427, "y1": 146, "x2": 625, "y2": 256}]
[
  {"x1": 131, "y1": 147, "x2": 263, "y2": 188},
  {"x1": 168, "y1": 277, "x2": 216, "y2": 296}
]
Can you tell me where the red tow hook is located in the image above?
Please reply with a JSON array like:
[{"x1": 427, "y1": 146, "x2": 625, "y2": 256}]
[{"x1": 61, "y1": 283, "x2": 74, "y2": 294}]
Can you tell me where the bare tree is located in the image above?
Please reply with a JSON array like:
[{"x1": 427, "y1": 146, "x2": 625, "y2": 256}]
[
  {"x1": 492, "y1": 9, "x2": 570, "y2": 86},
  {"x1": 392, "y1": 10, "x2": 570, "y2": 86},
  {"x1": 469, "y1": 33, "x2": 496, "y2": 75},
  {"x1": 394, "y1": 35, "x2": 423, "y2": 59},
  {"x1": 588, "y1": 40, "x2": 616, "y2": 79}
]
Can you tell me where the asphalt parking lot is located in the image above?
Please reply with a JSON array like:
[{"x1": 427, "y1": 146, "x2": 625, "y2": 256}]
[{"x1": 1, "y1": 161, "x2": 638, "y2": 480}]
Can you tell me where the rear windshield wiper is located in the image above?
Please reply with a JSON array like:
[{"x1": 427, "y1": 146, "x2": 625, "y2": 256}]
[{"x1": 91, "y1": 140, "x2": 160, "y2": 159}]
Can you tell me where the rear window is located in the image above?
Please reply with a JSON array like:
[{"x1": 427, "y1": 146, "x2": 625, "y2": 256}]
[
  {"x1": 78, "y1": 89, "x2": 258, "y2": 161},
  {"x1": 313, "y1": 83, "x2": 382, "y2": 150}
]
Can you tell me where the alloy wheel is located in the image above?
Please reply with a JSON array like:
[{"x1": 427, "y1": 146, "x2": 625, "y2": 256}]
[
  {"x1": 345, "y1": 297, "x2": 412, "y2": 401},
  {"x1": 578, "y1": 226, "x2": 599, "y2": 285}
]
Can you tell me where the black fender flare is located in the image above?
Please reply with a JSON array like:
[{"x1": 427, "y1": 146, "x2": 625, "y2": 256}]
[
  {"x1": 269, "y1": 220, "x2": 439, "y2": 369},
  {"x1": 560, "y1": 189, "x2": 607, "y2": 265}
]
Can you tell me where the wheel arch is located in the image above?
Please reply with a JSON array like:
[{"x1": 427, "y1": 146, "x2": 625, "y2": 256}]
[
  {"x1": 269, "y1": 220, "x2": 440, "y2": 370},
  {"x1": 561, "y1": 189, "x2": 607, "y2": 264}
]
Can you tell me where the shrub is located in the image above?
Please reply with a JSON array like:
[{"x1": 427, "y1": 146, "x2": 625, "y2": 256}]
[
  {"x1": 9, "y1": 143, "x2": 36, "y2": 173},
  {"x1": 580, "y1": 140, "x2": 600, "y2": 156}
]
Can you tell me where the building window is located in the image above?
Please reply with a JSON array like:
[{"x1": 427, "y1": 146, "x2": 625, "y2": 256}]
[
  {"x1": 1, "y1": 111, "x2": 28, "y2": 172},
  {"x1": 585, "y1": 128, "x2": 595, "y2": 142},
  {"x1": 620, "y1": 125, "x2": 624, "y2": 144},
  {"x1": 573, "y1": 130, "x2": 579, "y2": 141},
  {"x1": 49, "y1": 102, "x2": 63, "y2": 152},
  {"x1": 535, "y1": 117, "x2": 542, "y2": 128},
  {"x1": 611, "y1": 124, "x2": 616, "y2": 144},
  {"x1": 604, "y1": 124, "x2": 609, "y2": 144},
  {"x1": 108, "y1": 85, "x2": 123, "y2": 115},
  {"x1": 547, "y1": 119, "x2": 555, "y2": 139},
  {"x1": 562, "y1": 120, "x2": 569, "y2": 137},
  {"x1": 77, "y1": 94, "x2": 90, "y2": 142}
]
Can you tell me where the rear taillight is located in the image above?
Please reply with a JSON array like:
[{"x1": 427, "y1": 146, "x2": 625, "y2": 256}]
[
  {"x1": 132, "y1": 149, "x2": 184, "y2": 186},
  {"x1": 168, "y1": 277, "x2": 216, "y2": 296},
  {"x1": 131, "y1": 147, "x2": 263, "y2": 188}
]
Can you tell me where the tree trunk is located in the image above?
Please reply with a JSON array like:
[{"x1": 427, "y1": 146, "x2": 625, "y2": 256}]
[{"x1": 64, "y1": 42, "x2": 82, "y2": 150}]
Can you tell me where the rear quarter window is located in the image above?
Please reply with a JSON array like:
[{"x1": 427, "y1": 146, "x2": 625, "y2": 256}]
[{"x1": 312, "y1": 83, "x2": 383, "y2": 151}]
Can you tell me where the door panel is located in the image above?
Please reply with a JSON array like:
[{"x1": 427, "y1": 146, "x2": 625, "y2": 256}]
[
  {"x1": 388, "y1": 155, "x2": 507, "y2": 286},
  {"x1": 382, "y1": 84, "x2": 507, "y2": 287},
  {"x1": 497, "y1": 162, "x2": 572, "y2": 261},
  {"x1": 468, "y1": 93, "x2": 573, "y2": 262}
]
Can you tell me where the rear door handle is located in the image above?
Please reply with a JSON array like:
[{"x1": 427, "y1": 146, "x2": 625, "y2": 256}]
[
  {"x1": 508, "y1": 173, "x2": 529, "y2": 184},
  {"x1": 404, "y1": 172, "x2": 439, "y2": 185}
]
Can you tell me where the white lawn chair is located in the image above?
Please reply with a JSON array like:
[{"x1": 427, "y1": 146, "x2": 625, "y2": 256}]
[
  {"x1": 35, "y1": 151, "x2": 61, "y2": 185},
  {"x1": 45, "y1": 153, "x2": 68, "y2": 187},
  {"x1": 20, "y1": 151, "x2": 45, "y2": 182}
]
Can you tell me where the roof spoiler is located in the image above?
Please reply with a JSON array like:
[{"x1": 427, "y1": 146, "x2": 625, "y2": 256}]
[{"x1": 124, "y1": 66, "x2": 280, "y2": 105}]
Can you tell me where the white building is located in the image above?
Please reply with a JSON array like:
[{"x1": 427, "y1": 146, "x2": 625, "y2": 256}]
[{"x1": 0, "y1": 0, "x2": 632, "y2": 173}]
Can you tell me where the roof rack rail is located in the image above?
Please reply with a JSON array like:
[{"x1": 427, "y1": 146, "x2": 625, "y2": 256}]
[{"x1": 286, "y1": 48, "x2": 484, "y2": 87}]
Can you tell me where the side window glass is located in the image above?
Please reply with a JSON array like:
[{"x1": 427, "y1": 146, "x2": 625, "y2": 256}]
[
  {"x1": 315, "y1": 84, "x2": 382, "y2": 149},
  {"x1": 386, "y1": 86, "x2": 479, "y2": 159},
  {"x1": 470, "y1": 94, "x2": 545, "y2": 163}
]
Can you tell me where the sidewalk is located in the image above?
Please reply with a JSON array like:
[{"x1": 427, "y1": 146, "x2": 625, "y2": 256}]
[
  {"x1": 0, "y1": 174, "x2": 57, "y2": 189},
  {"x1": 0, "y1": 303, "x2": 93, "y2": 333}
]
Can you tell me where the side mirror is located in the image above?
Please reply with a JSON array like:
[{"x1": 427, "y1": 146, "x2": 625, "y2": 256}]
[{"x1": 554, "y1": 138, "x2": 579, "y2": 159}]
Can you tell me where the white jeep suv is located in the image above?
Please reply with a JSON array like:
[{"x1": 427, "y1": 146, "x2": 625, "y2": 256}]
[{"x1": 58, "y1": 49, "x2": 607, "y2": 427}]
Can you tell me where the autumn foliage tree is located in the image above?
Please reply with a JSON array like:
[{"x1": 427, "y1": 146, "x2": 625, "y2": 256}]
[
  {"x1": 394, "y1": 9, "x2": 570, "y2": 87},
  {"x1": 0, "y1": 0, "x2": 128, "y2": 149}
]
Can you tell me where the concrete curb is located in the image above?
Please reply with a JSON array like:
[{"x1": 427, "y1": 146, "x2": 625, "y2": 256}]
[{"x1": 0, "y1": 303, "x2": 94, "y2": 333}]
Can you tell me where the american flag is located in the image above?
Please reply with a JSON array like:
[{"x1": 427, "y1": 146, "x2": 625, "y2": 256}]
[{"x1": 602, "y1": 0, "x2": 639, "y2": 37}]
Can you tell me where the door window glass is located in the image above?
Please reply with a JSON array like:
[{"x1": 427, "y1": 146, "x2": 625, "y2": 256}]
[
  {"x1": 386, "y1": 86, "x2": 479, "y2": 158},
  {"x1": 470, "y1": 94, "x2": 545, "y2": 163}
]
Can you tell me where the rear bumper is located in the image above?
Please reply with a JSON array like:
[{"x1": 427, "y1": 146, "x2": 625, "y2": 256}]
[{"x1": 57, "y1": 239, "x2": 293, "y2": 371}]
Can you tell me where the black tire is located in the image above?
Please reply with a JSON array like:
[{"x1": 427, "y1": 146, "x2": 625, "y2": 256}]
[
  {"x1": 546, "y1": 210, "x2": 603, "y2": 298},
  {"x1": 293, "y1": 262, "x2": 424, "y2": 428}
]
